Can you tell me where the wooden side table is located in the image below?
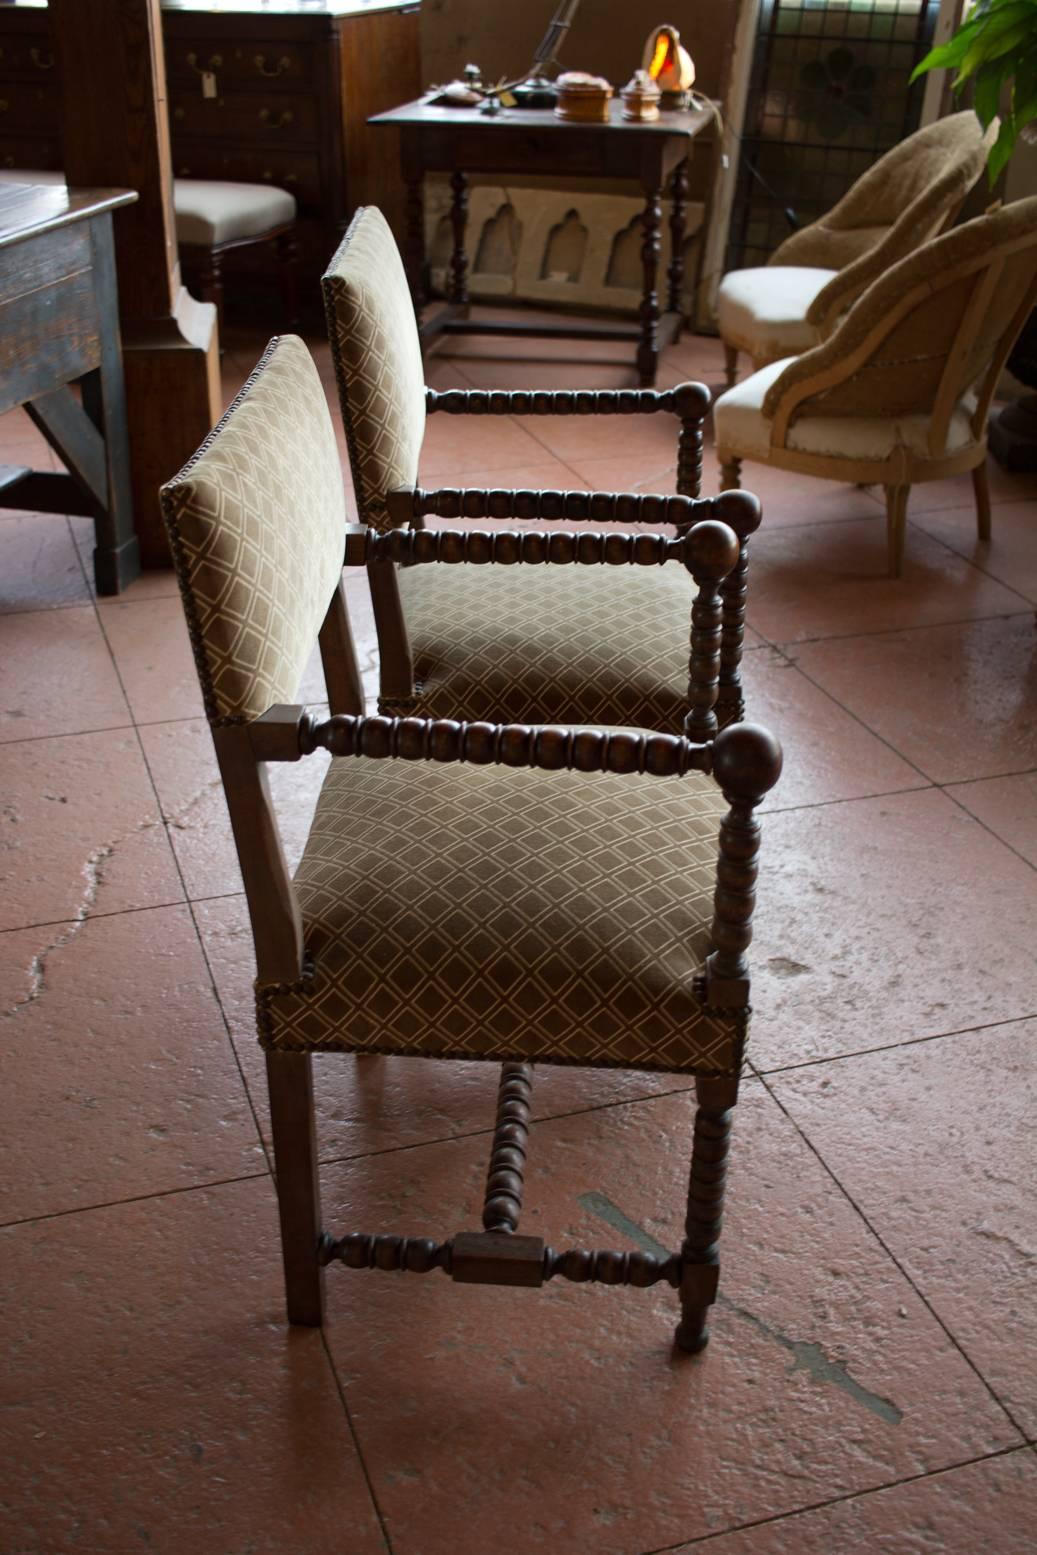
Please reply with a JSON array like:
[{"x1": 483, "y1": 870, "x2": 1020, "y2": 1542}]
[
  {"x1": 0, "y1": 181, "x2": 139, "y2": 594},
  {"x1": 370, "y1": 96, "x2": 714, "y2": 386}
]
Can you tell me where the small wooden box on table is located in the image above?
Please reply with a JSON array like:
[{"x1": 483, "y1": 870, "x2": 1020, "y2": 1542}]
[
  {"x1": 370, "y1": 95, "x2": 714, "y2": 386},
  {"x1": 0, "y1": 180, "x2": 138, "y2": 593}
]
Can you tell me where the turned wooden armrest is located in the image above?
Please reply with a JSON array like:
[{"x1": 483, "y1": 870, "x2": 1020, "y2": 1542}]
[
  {"x1": 385, "y1": 484, "x2": 761, "y2": 535},
  {"x1": 425, "y1": 382, "x2": 710, "y2": 421},
  {"x1": 343, "y1": 520, "x2": 739, "y2": 576},
  {"x1": 248, "y1": 707, "x2": 782, "y2": 801}
]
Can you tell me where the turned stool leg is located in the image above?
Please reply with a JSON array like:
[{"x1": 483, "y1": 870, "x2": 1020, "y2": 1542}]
[
  {"x1": 723, "y1": 343, "x2": 739, "y2": 389},
  {"x1": 676, "y1": 1075, "x2": 738, "y2": 1353},
  {"x1": 276, "y1": 228, "x2": 301, "y2": 330},
  {"x1": 197, "y1": 250, "x2": 225, "y2": 342}
]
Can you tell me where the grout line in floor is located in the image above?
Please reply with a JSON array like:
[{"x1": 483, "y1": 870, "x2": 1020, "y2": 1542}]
[
  {"x1": 905, "y1": 513, "x2": 1037, "y2": 607},
  {"x1": 0, "y1": 1166, "x2": 272, "y2": 1233},
  {"x1": 752, "y1": 1009, "x2": 1037, "y2": 1078},
  {"x1": 775, "y1": 605, "x2": 1035, "y2": 651},
  {"x1": 87, "y1": 589, "x2": 275, "y2": 1176},
  {"x1": 636, "y1": 1443, "x2": 1034, "y2": 1554},
  {"x1": 319, "y1": 1331, "x2": 396, "y2": 1555},
  {"x1": 756, "y1": 1072, "x2": 1031, "y2": 1440}
]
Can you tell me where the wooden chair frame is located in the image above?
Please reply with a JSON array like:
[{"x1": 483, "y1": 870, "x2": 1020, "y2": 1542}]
[
  {"x1": 214, "y1": 518, "x2": 782, "y2": 1354},
  {"x1": 371, "y1": 474, "x2": 763, "y2": 736},
  {"x1": 323, "y1": 230, "x2": 762, "y2": 732},
  {"x1": 718, "y1": 226, "x2": 1037, "y2": 577}
]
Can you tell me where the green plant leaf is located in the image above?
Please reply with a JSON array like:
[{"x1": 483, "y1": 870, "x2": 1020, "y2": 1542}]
[
  {"x1": 909, "y1": 23, "x2": 981, "y2": 81},
  {"x1": 974, "y1": 57, "x2": 1010, "y2": 123},
  {"x1": 987, "y1": 114, "x2": 1018, "y2": 182},
  {"x1": 956, "y1": 19, "x2": 1037, "y2": 87}
]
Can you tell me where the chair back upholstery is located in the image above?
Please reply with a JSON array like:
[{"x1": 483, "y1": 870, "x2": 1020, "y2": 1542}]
[
  {"x1": 160, "y1": 334, "x2": 346, "y2": 724},
  {"x1": 322, "y1": 206, "x2": 426, "y2": 531},
  {"x1": 764, "y1": 196, "x2": 1037, "y2": 458},
  {"x1": 769, "y1": 111, "x2": 989, "y2": 278}
]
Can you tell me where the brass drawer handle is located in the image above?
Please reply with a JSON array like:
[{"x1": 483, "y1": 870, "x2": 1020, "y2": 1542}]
[
  {"x1": 255, "y1": 53, "x2": 292, "y2": 78},
  {"x1": 30, "y1": 47, "x2": 55, "y2": 71},
  {"x1": 0, "y1": 100, "x2": 8, "y2": 115},
  {"x1": 259, "y1": 107, "x2": 294, "y2": 131},
  {"x1": 186, "y1": 51, "x2": 223, "y2": 74},
  {"x1": 261, "y1": 169, "x2": 299, "y2": 185}
]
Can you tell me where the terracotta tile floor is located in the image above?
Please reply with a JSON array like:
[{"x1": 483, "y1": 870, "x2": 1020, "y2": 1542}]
[{"x1": 2, "y1": 322, "x2": 1036, "y2": 1554}]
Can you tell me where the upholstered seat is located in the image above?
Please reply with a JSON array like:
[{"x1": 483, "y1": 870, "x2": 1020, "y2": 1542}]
[
  {"x1": 715, "y1": 358, "x2": 979, "y2": 463},
  {"x1": 393, "y1": 559, "x2": 697, "y2": 727},
  {"x1": 172, "y1": 178, "x2": 296, "y2": 245},
  {"x1": 714, "y1": 197, "x2": 1037, "y2": 576},
  {"x1": 259, "y1": 757, "x2": 737, "y2": 1073},
  {"x1": 716, "y1": 112, "x2": 991, "y2": 386},
  {"x1": 715, "y1": 266, "x2": 836, "y2": 365},
  {"x1": 324, "y1": 206, "x2": 761, "y2": 737}
]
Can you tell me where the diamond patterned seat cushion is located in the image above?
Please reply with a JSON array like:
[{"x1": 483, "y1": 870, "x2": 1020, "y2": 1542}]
[
  {"x1": 257, "y1": 757, "x2": 742, "y2": 1075},
  {"x1": 388, "y1": 560, "x2": 697, "y2": 731}
]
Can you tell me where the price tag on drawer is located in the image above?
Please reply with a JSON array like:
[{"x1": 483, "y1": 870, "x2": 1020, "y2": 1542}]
[{"x1": 202, "y1": 70, "x2": 218, "y2": 99}]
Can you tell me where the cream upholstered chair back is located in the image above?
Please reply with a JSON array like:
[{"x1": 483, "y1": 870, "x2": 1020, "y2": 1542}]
[
  {"x1": 763, "y1": 196, "x2": 1037, "y2": 459},
  {"x1": 159, "y1": 334, "x2": 347, "y2": 724},
  {"x1": 769, "y1": 111, "x2": 989, "y2": 281},
  {"x1": 322, "y1": 206, "x2": 426, "y2": 532}
]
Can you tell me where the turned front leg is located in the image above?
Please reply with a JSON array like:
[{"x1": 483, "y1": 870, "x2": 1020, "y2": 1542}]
[
  {"x1": 676, "y1": 1075, "x2": 738, "y2": 1353},
  {"x1": 637, "y1": 183, "x2": 663, "y2": 387}
]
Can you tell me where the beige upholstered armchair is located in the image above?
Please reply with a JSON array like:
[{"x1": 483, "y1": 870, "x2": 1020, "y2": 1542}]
[
  {"x1": 323, "y1": 206, "x2": 762, "y2": 738},
  {"x1": 714, "y1": 197, "x2": 1037, "y2": 576},
  {"x1": 159, "y1": 332, "x2": 783, "y2": 1355},
  {"x1": 716, "y1": 112, "x2": 991, "y2": 387}
]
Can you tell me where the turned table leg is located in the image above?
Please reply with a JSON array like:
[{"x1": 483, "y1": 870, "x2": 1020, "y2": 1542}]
[
  {"x1": 404, "y1": 171, "x2": 427, "y2": 321},
  {"x1": 637, "y1": 182, "x2": 664, "y2": 387},
  {"x1": 667, "y1": 157, "x2": 690, "y2": 323},
  {"x1": 449, "y1": 169, "x2": 470, "y2": 309}
]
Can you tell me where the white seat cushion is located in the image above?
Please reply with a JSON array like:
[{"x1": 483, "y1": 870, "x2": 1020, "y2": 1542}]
[
  {"x1": 716, "y1": 266, "x2": 836, "y2": 360},
  {"x1": 714, "y1": 358, "x2": 978, "y2": 463},
  {"x1": 172, "y1": 179, "x2": 296, "y2": 246},
  {"x1": 0, "y1": 169, "x2": 296, "y2": 248}
]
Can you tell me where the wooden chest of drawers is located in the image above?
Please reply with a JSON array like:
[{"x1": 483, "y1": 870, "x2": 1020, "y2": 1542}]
[{"x1": 0, "y1": 1, "x2": 422, "y2": 306}]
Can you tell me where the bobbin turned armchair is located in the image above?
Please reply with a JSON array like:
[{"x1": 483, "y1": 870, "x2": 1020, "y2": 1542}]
[
  {"x1": 160, "y1": 334, "x2": 782, "y2": 1353},
  {"x1": 716, "y1": 111, "x2": 990, "y2": 388},
  {"x1": 715, "y1": 196, "x2": 1037, "y2": 577},
  {"x1": 323, "y1": 206, "x2": 762, "y2": 738}
]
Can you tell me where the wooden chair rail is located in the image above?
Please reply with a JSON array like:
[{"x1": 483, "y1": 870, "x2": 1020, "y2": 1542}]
[
  {"x1": 318, "y1": 1229, "x2": 683, "y2": 1290},
  {"x1": 425, "y1": 382, "x2": 711, "y2": 421},
  {"x1": 248, "y1": 707, "x2": 782, "y2": 800},
  {"x1": 389, "y1": 484, "x2": 762, "y2": 532},
  {"x1": 343, "y1": 519, "x2": 740, "y2": 577}
]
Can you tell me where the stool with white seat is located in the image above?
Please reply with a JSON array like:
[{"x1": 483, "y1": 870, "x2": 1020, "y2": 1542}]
[{"x1": 0, "y1": 170, "x2": 299, "y2": 334}]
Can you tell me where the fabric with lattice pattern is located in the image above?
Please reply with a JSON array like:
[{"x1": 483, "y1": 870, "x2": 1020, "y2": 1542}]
[
  {"x1": 257, "y1": 758, "x2": 741, "y2": 1074},
  {"x1": 160, "y1": 335, "x2": 345, "y2": 723},
  {"x1": 322, "y1": 207, "x2": 425, "y2": 531},
  {"x1": 383, "y1": 561, "x2": 698, "y2": 730}
]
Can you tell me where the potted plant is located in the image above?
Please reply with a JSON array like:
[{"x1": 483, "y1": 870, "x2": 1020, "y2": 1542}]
[{"x1": 911, "y1": 0, "x2": 1037, "y2": 182}]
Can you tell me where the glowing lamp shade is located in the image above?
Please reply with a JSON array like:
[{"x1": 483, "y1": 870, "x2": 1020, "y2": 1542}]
[{"x1": 642, "y1": 24, "x2": 695, "y2": 99}]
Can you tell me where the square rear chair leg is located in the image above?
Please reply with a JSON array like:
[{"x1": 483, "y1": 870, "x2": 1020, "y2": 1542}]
[
  {"x1": 267, "y1": 1051, "x2": 325, "y2": 1326},
  {"x1": 676, "y1": 1074, "x2": 738, "y2": 1354}
]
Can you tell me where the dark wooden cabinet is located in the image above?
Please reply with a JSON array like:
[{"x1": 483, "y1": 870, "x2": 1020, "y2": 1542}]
[{"x1": 0, "y1": 1, "x2": 422, "y2": 305}]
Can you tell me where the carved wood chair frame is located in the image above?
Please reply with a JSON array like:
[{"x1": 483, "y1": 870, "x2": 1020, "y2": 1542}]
[
  {"x1": 322, "y1": 228, "x2": 763, "y2": 735},
  {"x1": 210, "y1": 516, "x2": 782, "y2": 1356}
]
